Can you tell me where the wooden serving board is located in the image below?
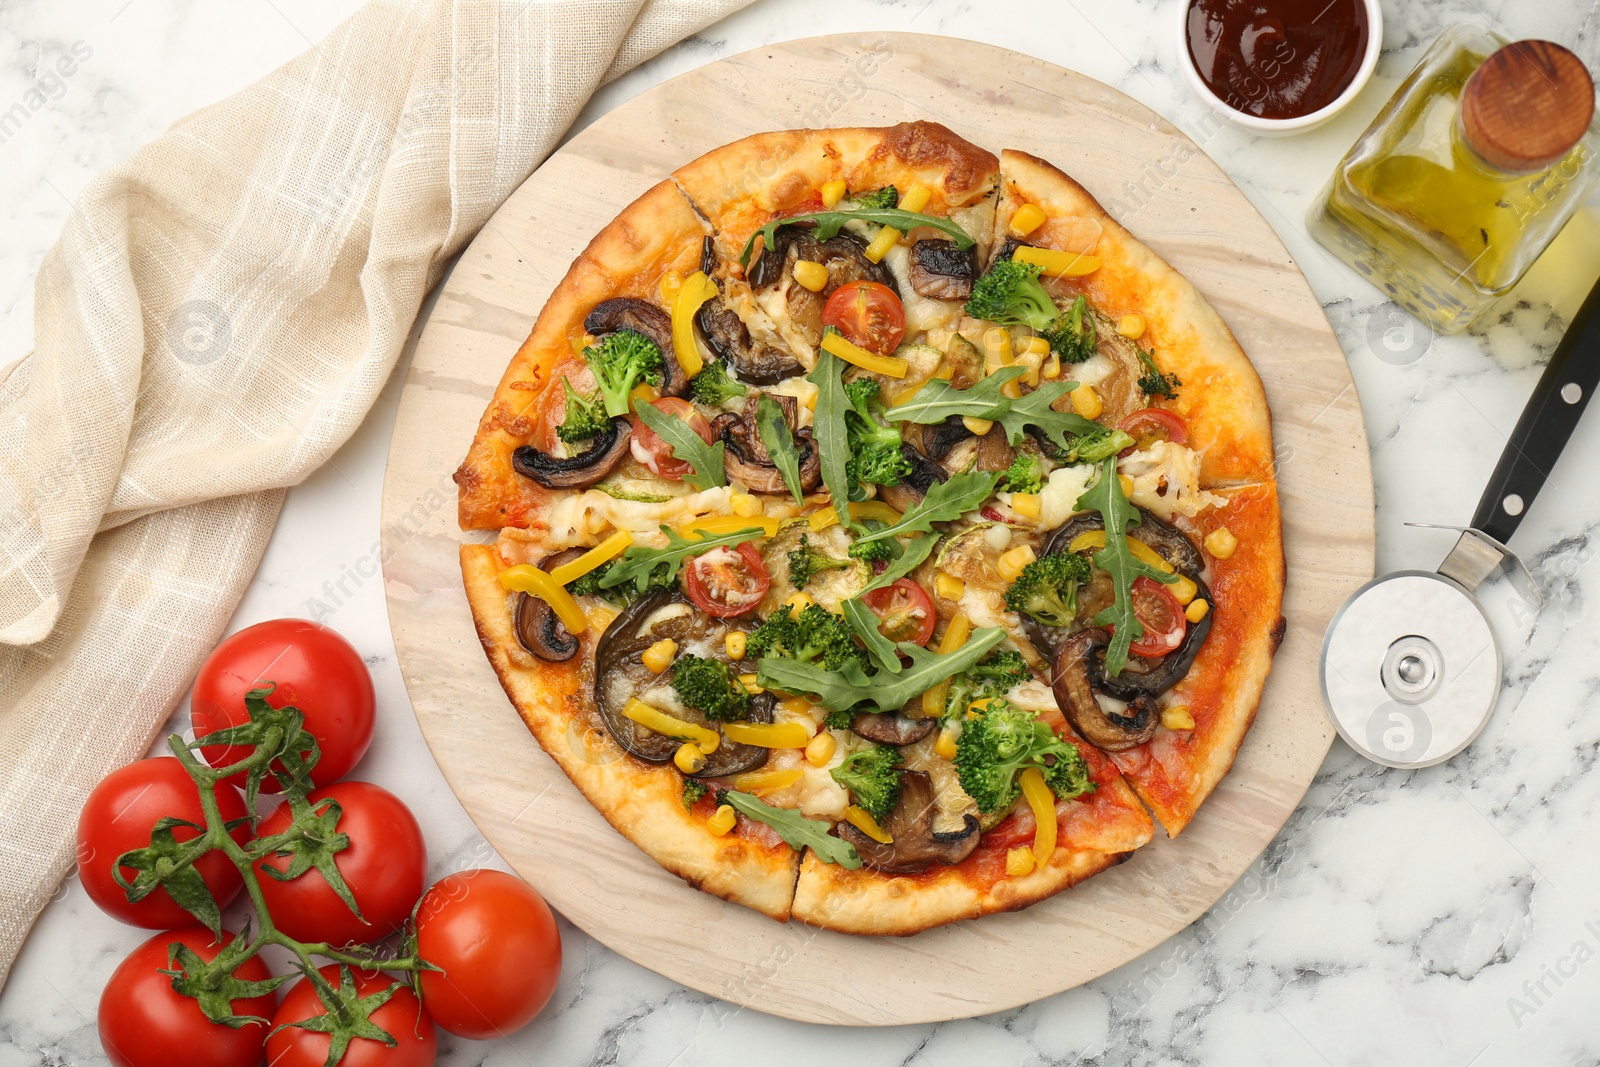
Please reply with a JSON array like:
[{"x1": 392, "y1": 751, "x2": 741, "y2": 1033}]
[{"x1": 380, "y1": 33, "x2": 1373, "y2": 1026}]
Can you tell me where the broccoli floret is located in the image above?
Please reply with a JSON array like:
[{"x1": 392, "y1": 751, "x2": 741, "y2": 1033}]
[
  {"x1": 953, "y1": 699, "x2": 1095, "y2": 814},
  {"x1": 787, "y1": 533, "x2": 855, "y2": 590},
  {"x1": 943, "y1": 649, "x2": 1032, "y2": 718},
  {"x1": 842, "y1": 379, "x2": 913, "y2": 489},
  {"x1": 556, "y1": 379, "x2": 611, "y2": 443},
  {"x1": 1003, "y1": 551, "x2": 1092, "y2": 628},
  {"x1": 1039, "y1": 295, "x2": 1098, "y2": 364},
  {"x1": 966, "y1": 260, "x2": 1101, "y2": 364},
  {"x1": 847, "y1": 536, "x2": 895, "y2": 564},
  {"x1": 689, "y1": 358, "x2": 748, "y2": 405},
  {"x1": 1135, "y1": 347, "x2": 1182, "y2": 400},
  {"x1": 824, "y1": 708, "x2": 855, "y2": 730},
  {"x1": 1002, "y1": 453, "x2": 1045, "y2": 494},
  {"x1": 851, "y1": 185, "x2": 899, "y2": 210},
  {"x1": 670, "y1": 655, "x2": 752, "y2": 722},
  {"x1": 746, "y1": 603, "x2": 866, "y2": 673},
  {"x1": 682, "y1": 779, "x2": 709, "y2": 808},
  {"x1": 1062, "y1": 427, "x2": 1136, "y2": 464},
  {"x1": 566, "y1": 560, "x2": 657, "y2": 604},
  {"x1": 829, "y1": 744, "x2": 904, "y2": 819},
  {"x1": 583, "y1": 330, "x2": 665, "y2": 417}
]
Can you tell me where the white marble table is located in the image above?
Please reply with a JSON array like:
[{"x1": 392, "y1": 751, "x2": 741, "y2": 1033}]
[{"x1": 4, "y1": 1, "x2": 1599, "y2": 1064}]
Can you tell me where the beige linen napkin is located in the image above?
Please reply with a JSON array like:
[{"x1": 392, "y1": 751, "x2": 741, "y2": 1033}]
[{"x1": 0, "y1": 0, "x2": 751, "y2": 986}]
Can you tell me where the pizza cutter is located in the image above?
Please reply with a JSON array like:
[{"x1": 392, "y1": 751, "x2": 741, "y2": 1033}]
[{"x1": 1321, "y1": 276, "x2": 1600, "y2": 768}]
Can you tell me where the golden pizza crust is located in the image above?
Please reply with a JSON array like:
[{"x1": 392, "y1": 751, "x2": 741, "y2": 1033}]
[{"x1": 461, "y1": 544, "x2": 800, "y2": 919}]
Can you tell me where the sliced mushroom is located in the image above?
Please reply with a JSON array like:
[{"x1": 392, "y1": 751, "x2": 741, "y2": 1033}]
[
  {"x1": 711, "y1": 398, "x2": 821, "y2": 496},
  {"x1": 749, "y1": 228, "x2": 898, "y2": 296},
  {"x1": 1051, "y1": 628, "x2": 1158, "y2": 751},
  {"x1": 696, "y1": 295, "x2": 804, "y2": 385},
  {"x1": 974, "y1": 426, "x2": 1016, "y2": 473},
  {"x1": 877, "y1": 443, "x2": 948, "y2": 513},
  {"x1": 1043, "y1": 508, "x2": 1205, "y2": 579},
  {"x1": 836, "y1": 770, "x2": 981, "y2": 874},
  {"x1": 849, "y1": 712, "x2": 936, "y2": 746},
  {"x1": 908, "y1": 238, "x2": 977, "y2": 300},
  {"x1": 512, "y1": 548, "x2": 586, "y2": 662},
  {"x1": 584, "y1": 298, "x2": 688, "y2": 398},
  {"x1": 1096, "y1": 575, "x2": 1215, "y2": 701},
  {"x1": 922, "y1": 416, "x2": 974, "y2": 462},
  {"x1": 511, "y1": 416, "x2": 632, "y2": 489}
]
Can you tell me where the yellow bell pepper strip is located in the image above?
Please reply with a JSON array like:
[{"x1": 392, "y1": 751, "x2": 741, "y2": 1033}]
[
  {"x1": 920, "y1": 613, "x2": 973, "y2": 716},
  {"x1": 842, "y1": 805, "x2": 894, "y2": 844},
  {"x1": 622, "y1": 698, "x2": 720, "y2": 754},
  {"x1": 821, "y1": 330, "x2": 909, "y2": 378},
  {"x1": 671, "y1": 271, "x2": 717, "y2": 378},
  {"x1": 732, "y1": 767, "x2": 804, "y2": 795},
  {"x1": 807, "y1": 500, "x2": 903, "y2": 532},
  {"x1": 1014, "y1": 245, "x2": 1101, "y2": 278},
  {"x1": 499, "y1": 565, "x2": 588, "y2": 635},
  {"x1": 547, "y1": 529, "x2": 634, "y2": 587},
  {"x1": 676, "y1": 514, "x2": 781, "y2": 539},
  {"x1": 1068, "y1": 531, "x2": 1175, "y2": 574},
  {"x1": 721, "y1": 721, "x2": 812, "y2": 749},
  {"x1": 1019, "y1": 766, "x2": 1057, "y2": 867}
]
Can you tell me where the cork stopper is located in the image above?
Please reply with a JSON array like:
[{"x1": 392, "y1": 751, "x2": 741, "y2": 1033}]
[{"x1": 1460, "y1": 40, "x2": 1595, "y2": 173}]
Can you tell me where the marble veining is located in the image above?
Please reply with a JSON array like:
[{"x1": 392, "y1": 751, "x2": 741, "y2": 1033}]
[{"x1": 3, "y1": 0, "x2": 1599, "y2": 1063}]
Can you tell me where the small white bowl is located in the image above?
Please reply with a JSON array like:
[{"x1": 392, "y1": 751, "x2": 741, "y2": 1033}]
[{"x1": 1174, "y1": 0, "x2": 1383, "y2": 136}]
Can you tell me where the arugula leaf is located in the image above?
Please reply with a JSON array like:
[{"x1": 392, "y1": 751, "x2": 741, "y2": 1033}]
[
  {"x1": 857, "y1": 532, "x2": 942, "y2": 596},
  {"x1": 598, "y1": 525, "x2": 767, "y2": 594},
  {"x1": 855, "y1": 470, "x2": 1001, "y2": 544},
  {"x1": 757, "y1": 625, "x2": 1006, "y2": 714},
  {"x1": 807, "y1": 350, "x2": 854, "y2": 529},
  {"x1": 635, "y1": 402, "x2": 727, "y2": 491},
  {"x1": 842, "y1": 598, "x2": 903, "y2": 675},
  {"x1": 1074, "y1": 458, "x2": 1180, "y2": 677},
  {"x1": 755, "y1": 395, "x2": 805, "y2": 505},
  {"x1": 883, "y1": 367, "x2": 1025, "y2": 426},
  {"x1": 994, "y1": 381, "x2": 1102, "y2": 450},
  {"x1": 740, "y1": 207, "x2": 975, "y2": 266},
  {"x1": 723, "y1": 791, "x2": 862, "y2": 869}
]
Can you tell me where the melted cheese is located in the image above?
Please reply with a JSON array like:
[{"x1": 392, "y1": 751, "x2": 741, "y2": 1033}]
[
  {"x1": 1066, "y1": 351, "x2": 1115, "y2": 389},
  {"x1": 1118, "y1": 440, "x2": 1224, "y2": 520},
  {"x1": 1035, "y1": 463, "x2": 1097, "y2": 530},
  {"x1": 767, "y1": 377, "x2": 818, "y2": 429},
  {"x1": 759, "y1": 744, "x2": 850, "y2": 819},
  {"x1": 542, "y1": 486, "x2": 735, "y2": 548}
]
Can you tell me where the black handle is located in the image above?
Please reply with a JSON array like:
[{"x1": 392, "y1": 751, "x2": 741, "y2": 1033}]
[{"x1": 1472, "y1": 277, "x2": 1600, "y2": 544}]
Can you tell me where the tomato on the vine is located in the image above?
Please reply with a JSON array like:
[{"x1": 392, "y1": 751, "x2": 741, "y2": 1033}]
[
  {"x1": 78, "y1": 757, "x2": 251, "y2": 928},
  {"x1": 863, "y1": 579, "x2": 937, "y2": 647},
  {"x1": 98, "y1": 927, "x2": 275, "y2": 1067},
  {"x1": 683, "y1": 542, "x2": 770, "y2": 618},
  {"x1": 821, "y1": 281, "x2": 905, "y2": 354},
  {"x1": 191, "y1": 619, "x2": 375, "y2": 791},
  {"x1": 414, "y1": 869, "x2": 562, "y2": 1039},
  {"x1": 1126, "y1": 576, "x2": 1186, "y2": 658},
  {"x1": 254, "y1": 782, "x2": 425, "y2": 947},
  {"x1": 630, "y1": 397, "x2": 714, "y2": 480},
  {"x1": 267, "y1": 965, "x2": 436, "y2": 1067},
  {"x1": 1118, "y1": 408, "x2": 1187, "y2": 454}
]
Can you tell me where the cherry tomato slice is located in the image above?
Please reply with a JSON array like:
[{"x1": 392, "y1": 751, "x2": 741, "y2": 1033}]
[
  {"x1": 1126, "y1": 576, "x2": 1186, "y2": 658},
  {"x1": 862, "y1": 578, "x2": 937, "y2": 647},
  {"x1": 631, "y1": 397, "x2": 714, "y2": 480},
  {"x1": 684, "y1": 542, "x2": 771, "y2": 618},
  {"x1": 1118, "y1": 408, "x2": 1188, "y2": 454},
  {"x1": 821, "y1": 281, "x2": 906, "y2": 355}
]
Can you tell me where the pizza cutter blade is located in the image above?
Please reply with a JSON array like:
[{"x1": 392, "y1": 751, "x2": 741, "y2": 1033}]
[{"x1": 1321, "y1": 275, "x2": 1600, "y2": 768}]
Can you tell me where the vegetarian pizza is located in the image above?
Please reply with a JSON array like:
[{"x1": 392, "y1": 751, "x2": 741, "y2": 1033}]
[{"x1": 454, "y1": 122, "x2": 1284, "y2": 936}]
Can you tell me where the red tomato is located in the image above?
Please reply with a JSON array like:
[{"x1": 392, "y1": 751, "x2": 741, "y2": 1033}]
[
  {"x1": 1126, "y1": 576, "x2": 1187, "y2": 658},
  {"x1": 683, "y1": 542, "x2": 770, "y2": 618},
  {"x1": 822, "y1": 281, "x2": 906, "y2": 354},
  {"x1": 863, "y1": 579, "x2": 937, "y2": 647},
  {"x1": 414, "y1": 869, "x2": 562, "y2": 1039},
  {"x1": 192, "y1": 619, "x2": 375, "y2": 791},
  {"x1": 630, "y1": 397, "x2": 714, "y2": 480},
  {"x1": 78, "y1": 758, "x2": 250, "y2": 928},
  {"x1": 254, "y1": 782, "x2": 425, "y2": 947},
  {"x1": 1118, "y1": 408, "x2": 1188, "y2": 454},
  {"x1": 98, "y1": 927, "x2": 275, "y2": 1067},
  {"x1": 267, "y1": 965, "x2": 436, "y2": 1067}
]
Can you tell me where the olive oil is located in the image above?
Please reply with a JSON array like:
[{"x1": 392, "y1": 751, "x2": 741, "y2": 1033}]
[{"x1": 1308, "y1": 27, "x2": 1598, "y2": 334}]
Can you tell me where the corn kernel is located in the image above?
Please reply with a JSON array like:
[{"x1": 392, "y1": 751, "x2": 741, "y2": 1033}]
[
  {"x1": 998, "y1": 545, "x2": 1037, "y2": 583},
  {"x1": 820, "y1": 179, "x2": 848, "y2": 208},
  {"x1": 1186, "y1": 599, "x2": 1211, "y2": 624},
  {"x1": 630, "y1": 383, "x2": 660, "y2": 410},
  {"x1": 1001, "y1": 376, "x2": 1025, "y2": 400},
  {"x1": 804, "y1": 390, "x2": 817, "y2": 410},
  {"x1": 864, "y1": 224, "x2": 899, "y2": 262},
  {"x1": 792, "y1": 259, "x2": 829, "y2": 292},
  {"x1": 739, "y1": 673, "x2": 764, "y2": 695},
  {"x1": 1161, "y1": 705, "x2": 1196, "y2": 731},
  {"x1": 1015, "y1": 351, "x2": 1044, "y2": 387},
  {"x1": 1117, "y1": 314, "x2": 1147, "y2": 340},
  {"x1": 1022, "y1": 336, "x2": 1051, "y2": 357},
  {"x1": 935, "y1": 573, "x2": 966, "y2": 601},
  {"x1": 805, "y1": 731, "x2": 837, "y2": 767},
  {"x1": 642, "y1": 638, "x2": 677, "y2": 674},
  {"x1": 730, "y1": 492, "x2": 762, "y2": 517},
  {"x1": 899, "y1": 184, "x2": 932, "y2": 214},
  {"x1": 1169, "y1": 574, "x2": 1198, "y2": 606},
  {"x1": 707, "y1": 804, "x2": 736, "y2": 836},
  {"x1": 1070, "y1": 383, "x2": 1102, "y2": 419},
  {"x1": 1205, "y1": 527, "x2": 1239, "y2": 560},
  {"x1": 1009, "y1": 203, "x2": 1047, "y2": 237},
  {"x1": 786, "y1": 591, "x2": 815, "y2": 612},
  {"x1": 1041, "y1": 353, "x2": 1062, "y2": 380},
  {"x1": 674, "y1": 742, "x2": 707, "y2": 774},
  {"x1": 983, "y1": 327, "x2": 1013, "y2": 370},
  {"x1": 1006, "y1": 846, "x2": 1037, "y2": 877},
  {"x1": 1011, "y1": 493, "x2": 1041, "y2": 521},
  {"x1": 725, "y1": 631, "x2": 747, "y2": 660},
  {"x1": 935, "y1": 726, "x2": 959, "y2": 760},
  {"x1": 777, "y1": 695, "x2": 814, "y2": 718},
  {"x1": 1119, "y1": 474, "x2": 1135, "y2": 498},
  {"x1": 962, "y1": 416, "x2": 994, "y2": 436}
]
